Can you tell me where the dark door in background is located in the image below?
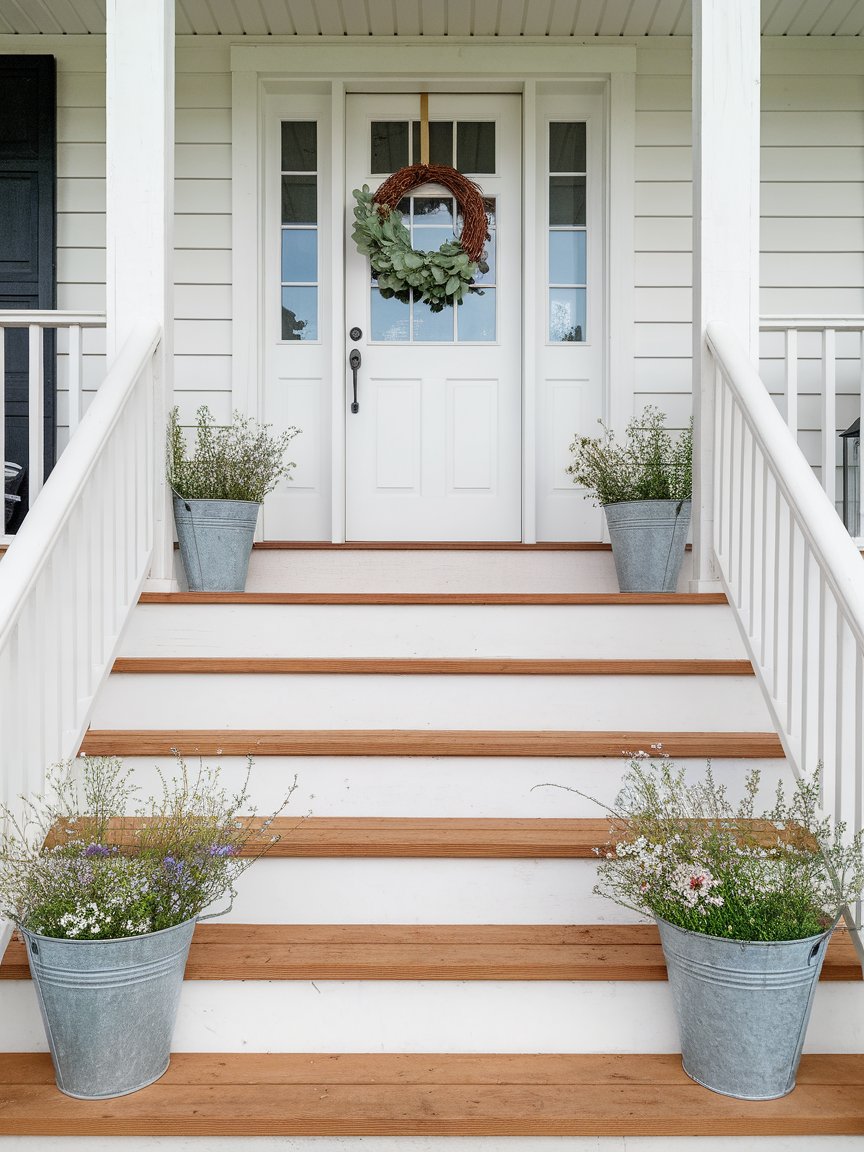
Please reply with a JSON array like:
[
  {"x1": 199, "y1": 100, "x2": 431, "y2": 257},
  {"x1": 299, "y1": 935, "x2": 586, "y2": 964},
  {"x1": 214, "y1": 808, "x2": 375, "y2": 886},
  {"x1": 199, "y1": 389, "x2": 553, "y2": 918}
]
[{"x1": 0, "y1": 56, "x2": 56, "y2": 530}]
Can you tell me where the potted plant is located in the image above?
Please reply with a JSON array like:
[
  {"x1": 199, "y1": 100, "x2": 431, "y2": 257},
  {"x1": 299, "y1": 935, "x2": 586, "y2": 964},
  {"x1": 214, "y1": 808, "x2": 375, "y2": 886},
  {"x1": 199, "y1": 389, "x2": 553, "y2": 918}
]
[
  {"x1": 0, "y1": 755, "x2": 295, "y2": 1099},
  {"x1": 567, "y1": 407, "x2": 692, "y2": 592},
  {"x1": 168, "y1": 406, "x2": 300, "y2": 592},
  {"x1": 556, "y1": 752, "x2": 864, "y2": 1099}
]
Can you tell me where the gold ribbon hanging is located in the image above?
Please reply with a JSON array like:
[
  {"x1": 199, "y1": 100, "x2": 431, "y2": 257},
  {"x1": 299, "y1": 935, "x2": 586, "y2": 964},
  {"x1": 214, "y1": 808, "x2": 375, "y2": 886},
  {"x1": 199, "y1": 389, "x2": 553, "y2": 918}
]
[{"x1": 419, "y1": 92, "x2": 430, "y2": 165}]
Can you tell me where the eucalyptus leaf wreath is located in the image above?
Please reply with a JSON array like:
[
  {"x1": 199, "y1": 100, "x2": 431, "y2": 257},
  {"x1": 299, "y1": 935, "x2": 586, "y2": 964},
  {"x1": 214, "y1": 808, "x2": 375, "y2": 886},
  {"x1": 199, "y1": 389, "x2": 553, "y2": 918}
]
[{"x1": 351, "y1": 163, "x2": 491, "y2": 313}]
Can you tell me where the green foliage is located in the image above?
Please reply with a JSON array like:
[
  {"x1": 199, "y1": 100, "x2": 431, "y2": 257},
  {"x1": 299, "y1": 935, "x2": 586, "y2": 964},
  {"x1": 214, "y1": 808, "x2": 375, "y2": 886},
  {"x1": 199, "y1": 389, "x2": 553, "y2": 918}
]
[
  {"x1": 0, "y1": 756, "x2": 297, "y2": 940},
  {"x1": 167, "y1": 406, "x2": 300, "y2": 503},
  {"x1": 541, "y1": 754, "x2": 864, "y2": 942},
  {"x1": 567, "y1": 406, "x2": 692, "y2": 506},
  {"x1": 351, "y1": 186, "x2": 488, "y2": 313}
]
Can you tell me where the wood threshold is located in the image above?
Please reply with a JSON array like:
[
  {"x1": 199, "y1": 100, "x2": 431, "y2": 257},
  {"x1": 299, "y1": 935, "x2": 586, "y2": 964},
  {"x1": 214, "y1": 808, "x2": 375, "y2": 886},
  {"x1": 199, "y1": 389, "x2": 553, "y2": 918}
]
[
  {"x1": 2, "y1": 924, "x2": 857, "y2": 982},
  {"x1": 139, "y1": 592, "x2": 729, "y2": 605},
  {"x1": 0, "y1": 1052, "x2": 862, "y2": 1135},
  {"x1": 79, "y1": 729, "x2": 786, "y2": 758},
  {"x1": 250, "y1": 540, "x2": 615, "y2": 550},
  {"x1": 110, "y1": 658, "x2": 754, "y2": 677}
]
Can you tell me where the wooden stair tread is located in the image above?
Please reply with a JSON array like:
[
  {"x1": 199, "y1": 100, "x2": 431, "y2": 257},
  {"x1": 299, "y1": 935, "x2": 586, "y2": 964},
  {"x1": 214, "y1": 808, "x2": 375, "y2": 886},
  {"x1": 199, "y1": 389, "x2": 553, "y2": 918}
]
[
  {"x1": 0, "y1": 1052, "x2": 863, "y2": 1135},
  {"x1": 3, "y1": 923, "x2": 857, "y2": 982},
  {"x1": 44, "y1": 816, "x2": 810, "y2": 859},
  {"x1": 111, "y1": 657, "x2": 753, "y2": 676},
  {"x1": 79, "y1": 729, "x2": 785, "y2": 757},
  {"x1": 139, "y1": 591, "x2": 728, "y2": 604}
]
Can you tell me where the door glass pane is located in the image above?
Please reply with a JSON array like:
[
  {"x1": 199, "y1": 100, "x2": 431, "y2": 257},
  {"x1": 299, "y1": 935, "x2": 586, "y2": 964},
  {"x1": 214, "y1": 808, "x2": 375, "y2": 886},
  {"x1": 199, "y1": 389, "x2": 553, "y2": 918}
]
[
  {"x1": 282, "y1": 286, "x2": 317, "y2": 341},
  {"x1": 412, "y1": 226, "x2": 452, "y2": 254},
  {"x1": 457, "y1": 288, "x2": 496, "y2": 342},
  {"x1": 549, "y1": 176, "x2": 586, "y2": 227},
  {"x1": 371, "y1": 289, "x2": 410, "y2": 342},
  {"x1": 549, "y1": 288, "x2": 586, "y2": 343},
  {"x1": 281, "y1": 229, "x2": 317, "y2": 283},
  {"x1": 371, "y1": 121, "x2": 409, "y2": 173},
  {"x1": 411, "y1": 120, "x2": 454, "y2": 165},
  {"x1": 412, "y1": 196, "x2": 454, "y2": 225},
  {"x1": 549, "y1": 123, "x2": 586, "y2": 173},
  {"x1": 281, "y1": 122, "x2": 317, "y2": 172},
  {"x1": 413, "y1": 296, "x2": 455, "y2": 342},
  {"x1": 282, "y1": 175, "x2": 317, "y2": 224},
  {"x1": 456, "y1": 122, "x2": 495, "y2": 173},
  {"x1": 549, "y1": 231, "x2": 586, "y2": 285}
]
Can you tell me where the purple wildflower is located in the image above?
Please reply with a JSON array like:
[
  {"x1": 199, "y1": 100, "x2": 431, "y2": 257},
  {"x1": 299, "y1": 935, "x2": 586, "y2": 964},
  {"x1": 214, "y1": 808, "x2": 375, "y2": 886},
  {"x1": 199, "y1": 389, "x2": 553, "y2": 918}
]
[
  {"x1": 208, "y1": 845, "x2": 234, "y2": 857},
  {"x1": 83, "y1": 844, "x2": 113, "y2": 858}
]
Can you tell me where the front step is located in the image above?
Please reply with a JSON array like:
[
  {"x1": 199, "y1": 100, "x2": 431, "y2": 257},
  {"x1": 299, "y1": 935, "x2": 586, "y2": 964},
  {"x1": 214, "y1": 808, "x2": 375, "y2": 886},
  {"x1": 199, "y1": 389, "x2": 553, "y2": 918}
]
[
  {"x1": 3, "y1": 925, "x2": 859, "y2": 982},
  {"x1": 233, "y1": 544, "x2": 695, "y2": 594},
  {"x1": 0, "y1": 1052, "x2": 862, "y2": 1136}
]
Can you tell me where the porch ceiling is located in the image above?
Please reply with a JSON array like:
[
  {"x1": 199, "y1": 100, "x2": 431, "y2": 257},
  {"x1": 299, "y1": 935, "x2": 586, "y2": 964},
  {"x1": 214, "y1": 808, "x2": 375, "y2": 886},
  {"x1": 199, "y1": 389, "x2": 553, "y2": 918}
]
[{"x1": 0, "y1": 0, "x2": 862, "y2": 37}]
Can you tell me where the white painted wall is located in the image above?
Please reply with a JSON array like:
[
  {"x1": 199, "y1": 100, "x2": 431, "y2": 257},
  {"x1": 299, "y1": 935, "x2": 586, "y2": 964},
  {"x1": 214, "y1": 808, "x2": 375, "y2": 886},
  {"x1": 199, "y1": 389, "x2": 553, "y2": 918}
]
[{"x1": 0, "y1": 35, "x2": 860, "y2": 517}]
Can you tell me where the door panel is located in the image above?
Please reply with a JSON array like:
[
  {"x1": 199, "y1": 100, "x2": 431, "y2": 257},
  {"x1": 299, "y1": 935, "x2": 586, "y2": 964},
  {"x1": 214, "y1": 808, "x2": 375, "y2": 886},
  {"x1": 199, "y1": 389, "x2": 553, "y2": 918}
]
[
  {"x1": 0, "y1": 56, "x2": 56, "y2": 530},
  {"x1": 345, "y1": 93, "x2": 521, "y2": 541}
]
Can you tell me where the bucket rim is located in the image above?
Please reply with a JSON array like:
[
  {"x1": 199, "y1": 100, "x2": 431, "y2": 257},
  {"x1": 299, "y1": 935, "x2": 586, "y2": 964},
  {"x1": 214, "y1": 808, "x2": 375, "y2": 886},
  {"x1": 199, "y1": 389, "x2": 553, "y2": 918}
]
[
  {"x1": 18, "y1": 913, "x2": 199, "y2": 947},
  {"x1": 171, "y1": 493, "x2": 262, "y2": 509},
  {"x1": 654, "y1": 912, "x2": 838, "y2": 949},
  {"x1": 602, "y1": 498, "x2": 693, "y2": 511}
]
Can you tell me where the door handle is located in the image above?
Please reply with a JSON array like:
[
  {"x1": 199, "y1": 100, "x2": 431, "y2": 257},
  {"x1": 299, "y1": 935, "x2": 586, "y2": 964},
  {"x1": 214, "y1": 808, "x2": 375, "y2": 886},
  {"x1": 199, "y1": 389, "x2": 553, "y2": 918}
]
[{"x1": 349, "y1": 348, "x2": 361, "y2": 414}]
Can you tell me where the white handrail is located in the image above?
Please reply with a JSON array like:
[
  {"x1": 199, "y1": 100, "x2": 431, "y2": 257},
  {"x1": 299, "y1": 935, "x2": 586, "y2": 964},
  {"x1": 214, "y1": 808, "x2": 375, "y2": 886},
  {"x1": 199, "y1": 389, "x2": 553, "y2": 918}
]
[
  {"x1": 707, "y1": 319, "x2": 864, "y2": 957},
  {"x1": 0, "y1": 311, "x2": 107, "y2": 513},
  {"x1": 0, "y1": 322, "x2": 161, "y2": 818}
]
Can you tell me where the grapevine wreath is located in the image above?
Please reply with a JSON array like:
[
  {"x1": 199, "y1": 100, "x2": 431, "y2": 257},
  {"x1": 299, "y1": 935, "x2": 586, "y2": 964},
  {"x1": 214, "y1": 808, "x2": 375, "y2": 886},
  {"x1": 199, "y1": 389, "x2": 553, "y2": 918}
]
[{"x1": 352, "y1": 163, "x2": 490, "y2": 313}]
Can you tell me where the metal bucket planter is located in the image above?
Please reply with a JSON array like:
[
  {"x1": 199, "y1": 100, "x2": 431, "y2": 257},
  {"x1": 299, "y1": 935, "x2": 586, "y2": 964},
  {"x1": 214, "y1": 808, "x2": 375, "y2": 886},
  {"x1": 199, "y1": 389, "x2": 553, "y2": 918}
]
[
  {"x1": 173, "y1": 496, "x2": 260, "y2": 592},
  {"x1": 21, "y1": 917, "x2": 196, "y2": 1099},
  {"x1": 603, "y1": 499, "x2": 691, "y2": 593},
  {"x1": 656, "y1": 916, "x2": 832, "y2": 1100}
]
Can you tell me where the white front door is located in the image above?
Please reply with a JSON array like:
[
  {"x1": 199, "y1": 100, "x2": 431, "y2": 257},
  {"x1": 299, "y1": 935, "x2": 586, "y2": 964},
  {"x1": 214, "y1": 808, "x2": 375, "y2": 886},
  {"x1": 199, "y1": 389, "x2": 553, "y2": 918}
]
[{"x1": 344, "y1": 94, "x2": 522, "y2": 541}]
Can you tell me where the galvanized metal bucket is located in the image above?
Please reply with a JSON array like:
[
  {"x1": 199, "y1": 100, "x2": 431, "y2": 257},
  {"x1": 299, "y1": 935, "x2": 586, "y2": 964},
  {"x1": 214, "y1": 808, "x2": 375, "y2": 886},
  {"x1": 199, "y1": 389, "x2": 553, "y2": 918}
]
[
  {"x1": 603, "y1": 499, "x2": 691, "y2": 593},
  {"x1": 656, "y1": 916, "x2": 832, "y2": 1100},
  {"x1": 21, "y1": 917, "x2": 196, "y2": 1099},
  {"x1": 173, "y1": 496, "x2": 260, "y2": 592}
]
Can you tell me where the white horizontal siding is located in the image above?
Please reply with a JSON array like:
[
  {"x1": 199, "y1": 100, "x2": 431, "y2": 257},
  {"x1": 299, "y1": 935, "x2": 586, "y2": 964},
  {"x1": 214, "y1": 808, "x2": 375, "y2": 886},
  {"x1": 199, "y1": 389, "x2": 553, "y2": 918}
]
[{"x1": 633, "y1": 47, "x2": 864, "y2": 461}]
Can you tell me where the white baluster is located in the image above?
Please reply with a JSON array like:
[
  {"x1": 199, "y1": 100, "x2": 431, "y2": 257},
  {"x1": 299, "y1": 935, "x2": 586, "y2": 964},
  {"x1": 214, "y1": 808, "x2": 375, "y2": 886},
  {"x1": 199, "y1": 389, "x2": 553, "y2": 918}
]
[
  {"x1": 822, "y1": 328, "x2": 837, "y2": 509},
  {"x1": 28, "y1": 325, "x2": 44, "y2": 502},
  {"x1": 785, "y1": 328, "x2": 798, "y2": 437},
  {"x1": 68, "y1": 324, "x2": 83, "y2": 435}
]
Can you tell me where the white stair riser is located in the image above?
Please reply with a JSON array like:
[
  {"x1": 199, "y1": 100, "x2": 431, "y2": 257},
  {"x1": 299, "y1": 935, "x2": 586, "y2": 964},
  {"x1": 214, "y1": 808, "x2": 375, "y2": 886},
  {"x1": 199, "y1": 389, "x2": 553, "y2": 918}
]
[
  {"x1": 90, "y1": 674, "x2": 771, "y2": 731},
  {"x1": 239, "y1": 550, "x2": 695, "y2": 594},
  {"x1": 118, "y1": 756, "x2": 791, "y2": 818},
  {"x1": 3, "y1": 1139, "x2": 863, "y2": 1152},
  {"x1": 119, "y1": 604, "x2": 744, "y2": 661},
  {"x1": 219, "y1": 859, "x2": 668, "y2": 925},
  {"x1": 2, "y1": 981, "x2": 862, "y2": 1055}
]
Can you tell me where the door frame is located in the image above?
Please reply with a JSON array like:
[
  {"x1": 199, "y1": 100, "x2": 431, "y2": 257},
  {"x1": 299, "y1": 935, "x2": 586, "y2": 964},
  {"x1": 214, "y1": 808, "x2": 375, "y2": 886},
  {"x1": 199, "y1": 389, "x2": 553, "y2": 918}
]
[{"x1": 232, "y1": 42, "x2": 636, "y2": 542}]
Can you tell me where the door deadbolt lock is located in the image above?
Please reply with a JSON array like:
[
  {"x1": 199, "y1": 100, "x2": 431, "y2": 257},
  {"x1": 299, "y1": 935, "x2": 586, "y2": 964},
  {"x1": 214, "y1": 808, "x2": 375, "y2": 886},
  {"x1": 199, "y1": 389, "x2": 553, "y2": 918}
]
[{"x1": 349, "y1": 326, "x2": 363, "y2": 342}]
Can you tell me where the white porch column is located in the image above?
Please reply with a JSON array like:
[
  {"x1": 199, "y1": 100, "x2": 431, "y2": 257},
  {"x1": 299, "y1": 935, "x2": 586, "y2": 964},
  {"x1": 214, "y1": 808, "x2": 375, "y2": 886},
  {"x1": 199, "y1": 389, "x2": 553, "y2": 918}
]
[
  {"x1": 105, "y1": 0, "x2": 175, "y2": 587},
  {"x1": 691, "y1": 0, "x2": 760, "y2": 589}
]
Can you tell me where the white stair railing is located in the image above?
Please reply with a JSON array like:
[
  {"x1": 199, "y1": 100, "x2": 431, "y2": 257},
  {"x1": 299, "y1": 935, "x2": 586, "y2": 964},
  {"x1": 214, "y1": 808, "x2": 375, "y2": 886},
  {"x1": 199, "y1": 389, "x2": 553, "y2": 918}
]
[
  {"x1": 707, "y1": 320, "x2": 864, "y2": 957},
  {"x1": 0, "y1": 311, "x2": 107, "y2": 520},
  {"x1": 0, "y1": 322, "x2": 161, "y2": 820},
  {"x1": 760, "y1": 316, "x2": 864, "y2": 540}
]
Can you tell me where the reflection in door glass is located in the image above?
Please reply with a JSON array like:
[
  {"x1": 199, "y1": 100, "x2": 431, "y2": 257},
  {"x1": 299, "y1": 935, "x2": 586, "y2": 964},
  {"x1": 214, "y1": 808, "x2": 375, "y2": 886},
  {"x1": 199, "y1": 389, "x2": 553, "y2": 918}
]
[
  {"x1": 549, "y1": 288, "x2": 586, "y2": 343},
  {"x1": 371, "y1": 288, "x2": 410, "y2": 342},
  {"x1": 458, "y1": 288, "x2": 496, "y2": 343},
  {"x1": 282, "y1": 286, "x2": 318, "y2": 341},
  {"x1": 413, "y1": 297, "x2": 455, "y2": 342}
]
